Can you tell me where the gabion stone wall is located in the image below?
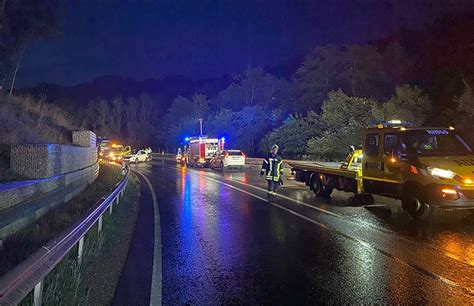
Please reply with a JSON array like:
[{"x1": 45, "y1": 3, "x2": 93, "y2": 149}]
[
  {"x1": 72, "y1": 131, "x2": 96, "y2": 147},
  {"x1": 0, "y1": 130, "x2": 100, "y2": 240},
  {"x1": 10, "y1": 131, "x2": 98, "y2": 179},
  {"x1": 0, "y1": 162, "x2": 99, "y2": 239}
]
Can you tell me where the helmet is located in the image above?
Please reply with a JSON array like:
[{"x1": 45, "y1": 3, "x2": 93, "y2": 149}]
[{"x1": 271, "y1": 144, "x2": 279, "y2": 150}]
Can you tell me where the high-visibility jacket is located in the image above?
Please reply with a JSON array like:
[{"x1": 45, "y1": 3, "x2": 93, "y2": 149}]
[{"x1": 261, "y1": 153, "x2": 283, "y2": 181}]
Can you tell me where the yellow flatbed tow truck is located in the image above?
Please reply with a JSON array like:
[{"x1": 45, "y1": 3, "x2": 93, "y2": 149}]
[{"x1": 290, "y1": 121, "x2": 474, "y2": 220}]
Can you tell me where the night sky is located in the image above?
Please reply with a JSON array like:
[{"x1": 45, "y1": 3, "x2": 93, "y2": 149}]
[{"x1": 18, "y1": 0, "x2": 474, "y2": 88}]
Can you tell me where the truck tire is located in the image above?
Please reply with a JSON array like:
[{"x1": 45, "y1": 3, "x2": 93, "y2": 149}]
[
  {"x1": 402, "y1": 194, "x2": 433, "y2": 220},
  {"x1": 311, "y1": 176, "x2": 332, "y2": 197}
]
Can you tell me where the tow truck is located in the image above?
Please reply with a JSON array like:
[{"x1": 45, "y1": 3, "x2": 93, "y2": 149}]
[
  {"x1": 290, "y1": 121, "x2": 474, "y2": 219},
  {"x1": 184, "y1": 136, "x2": 225, "y2": 167}
]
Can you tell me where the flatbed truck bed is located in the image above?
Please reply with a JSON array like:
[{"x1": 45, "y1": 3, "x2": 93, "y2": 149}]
[
  {"x1": 288, "y1": 151, "x2": 363, "y2": 197},
  {"x1": 288, "y1": 162, "x2": 358, "y2": 179}
]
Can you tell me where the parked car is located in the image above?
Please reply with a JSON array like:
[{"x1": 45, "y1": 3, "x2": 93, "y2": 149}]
[
  {"x1": 124, "y1": 149, "x2": 152, "y2": 163},
  {"x1": 210, "y1": 150, "x2": 246, "y2": 170}
]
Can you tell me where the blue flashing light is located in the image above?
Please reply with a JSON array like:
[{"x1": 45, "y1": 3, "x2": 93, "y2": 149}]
[
  {"x1": 184, "y1": 137, "x2": 191, "y2": 142},
  {"x1": 221, "y1": 137, "x2": 226, "y2": 142}
]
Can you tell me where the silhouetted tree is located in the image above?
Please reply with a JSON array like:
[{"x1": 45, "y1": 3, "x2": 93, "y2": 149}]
[
  {"x1": 1, "y1": 0, "x2": 61, "y2": 92},
  {"x1": 307, "y1": 90, "x2": 375, "y2": 160}
]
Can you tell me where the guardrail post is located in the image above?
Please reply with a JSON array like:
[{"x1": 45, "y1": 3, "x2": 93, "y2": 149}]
[
  {"x1": 109, "y1": 202, "x2": 113, "y2": 214},
  {"x1": 33, "y1": 279, "x2": 43, "y2": 306},
  {"x1": 116, "y1": 195, "x2": 120, "y2": 205},
  {"x1": 78, "y1": 236, "x2": 84, "y2": 265},
  {"x1": 98, "y1": 215, "x2": 103, "y2": 233}
]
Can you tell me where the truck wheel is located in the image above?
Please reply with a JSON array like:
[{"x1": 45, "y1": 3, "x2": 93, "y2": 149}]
[
  {"x1": 322, "y1": 188, "x2": 333, "y2": 197},
  {"x1": 312, "y1": 177, "x2": 332, "y2": 197},
  {"x1": 402, "y1": 195, "x2": 433, "y2": 220}
]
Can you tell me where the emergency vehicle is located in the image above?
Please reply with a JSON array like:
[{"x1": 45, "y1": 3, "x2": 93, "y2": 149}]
[
  {"x1": 290, "y1": 121, "x2": 474, "y2": 220},
  {"x1": 98, "y1": 140, "x2": 132, "y2": 163},
  {"x1": 184, "y1": 136, "x2": 225, "y2": 167}
]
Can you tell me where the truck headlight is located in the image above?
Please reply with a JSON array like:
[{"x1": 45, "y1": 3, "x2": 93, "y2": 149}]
[
  {"x1": 440, "y1": 187, "x2": 459, "y2": 200},
  {"x1": 429, "y1": 167, "x2": 455, "y2": 179}
]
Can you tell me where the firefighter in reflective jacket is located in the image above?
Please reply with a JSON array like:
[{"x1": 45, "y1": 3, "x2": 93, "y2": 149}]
[{"x1": 260, "y1": 144, "x2": 283, "y2": 195}]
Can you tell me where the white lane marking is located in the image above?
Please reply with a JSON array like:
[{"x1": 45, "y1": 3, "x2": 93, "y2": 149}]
[
  {"x1": 167, "y1": 163, "x2": 473, "y2": 269},
  {"x1": 203, "y1": 175, "x2": 329, "y2": 228},
  {"x1": 199, "y1": 174, "x2": 474, "y2": 297},
  {"x1": 223, "y1": 175, "x2": 474, "y2": 267},
  {"x1": 224, "y1": 175, "x2": 342, "y2": 217},
  {"x1": 134, "y1": 170, "x2": 162, "y2": 306},
  {"x1": 159, "y1": 166, "x2": 474, "y2": 295}
]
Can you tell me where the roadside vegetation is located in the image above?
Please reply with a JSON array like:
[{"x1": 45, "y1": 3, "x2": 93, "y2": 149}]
[
  {"x1": 0, "y1": 163, "x2": 122, "y2": 277},
  {"x1": 18, "y1": 174, "x2": 140, "y2": 305},
  {"x1": 0, "y1": 93, "x2": 76, "y2": 144},
  {"x1": 2, "y1": 3, "x2": 473, "y2": 161}
]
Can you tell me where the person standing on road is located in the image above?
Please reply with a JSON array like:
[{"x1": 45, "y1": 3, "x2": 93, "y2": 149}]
[{"x1": 261, "y1": 144, "x2": 283, "y2": 196}]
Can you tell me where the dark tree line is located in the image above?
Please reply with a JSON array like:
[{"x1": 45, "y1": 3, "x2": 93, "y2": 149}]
[
  {"x1": 158, "y1": 13, "x2": 474, "y2": 159},
  {"x1": 2, "y1": 10, "x2": 474, "y2": 160}
]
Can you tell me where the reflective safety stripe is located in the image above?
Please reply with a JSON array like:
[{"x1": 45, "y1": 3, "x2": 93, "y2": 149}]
[
  {"x1": 363, "y1": 176, "x2": 402, "y2": 184},
  {"x1": 266, "y1": 159, "x2": 282, "y2": 181}
]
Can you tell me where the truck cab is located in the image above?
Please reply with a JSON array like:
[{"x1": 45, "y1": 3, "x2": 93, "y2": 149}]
[{"x1": 362, "y1": 123, "x2": 474, "y2": 219}]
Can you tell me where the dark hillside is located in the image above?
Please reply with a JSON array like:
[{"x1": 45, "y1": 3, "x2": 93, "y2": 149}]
[{"x1": 20, "y1": 75, "x2": 231, "y2": 112}]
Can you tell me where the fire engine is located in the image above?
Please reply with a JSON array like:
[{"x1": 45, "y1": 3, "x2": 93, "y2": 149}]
[{"x1": 184, "y1": 136, "x2": 225, "y2": 167}]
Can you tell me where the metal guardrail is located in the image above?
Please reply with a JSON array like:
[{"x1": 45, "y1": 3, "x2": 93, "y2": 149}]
[
  {"x1": 0, "y1": 169, "x2": 129, "y2": 305},
  {"x1": 150, "y1": 153, "x2": 329, "y2": 167}
]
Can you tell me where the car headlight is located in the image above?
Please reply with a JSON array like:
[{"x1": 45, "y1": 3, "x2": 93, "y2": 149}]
[{"x1": 429, "y1": 167, "x2": 456, "y2": 179}]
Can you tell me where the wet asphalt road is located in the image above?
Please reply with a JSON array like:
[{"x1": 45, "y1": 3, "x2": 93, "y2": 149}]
[{"x1": 115, "y1": 161, "x2": 474, "y2": 304}]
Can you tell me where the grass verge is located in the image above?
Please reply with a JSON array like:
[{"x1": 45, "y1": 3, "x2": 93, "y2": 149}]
[
  {"x1": 79, "y1": 173, "x2": 140, "y2": 304},
  {"x1": 18, "y1": 173, "x2": 140, "y2": 305},
  {"x1": 0, "y1": 162, "x2": 122, "y2": 277}
]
